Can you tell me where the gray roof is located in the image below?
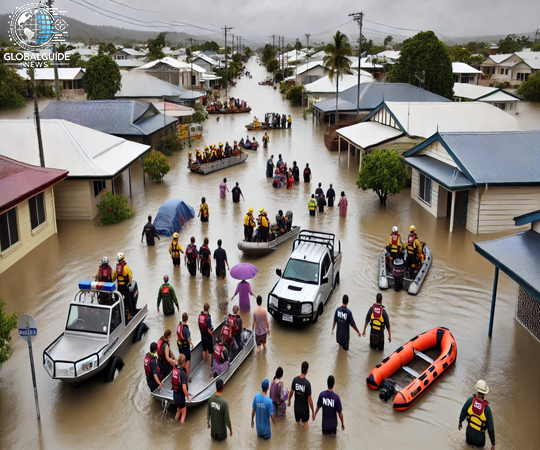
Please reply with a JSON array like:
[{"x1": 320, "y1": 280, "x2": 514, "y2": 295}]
[
  {"x1": 314, "y1": 82, "x2": 450, "y2": 114},
  {"x1": 474, "y1": 230, "x2": 540, "y2": 299},
  {"x1": 405, "y1": 156, "x2": 475, "y2": 190},
  {"x1": 116, "y1": 71, "x2": 206, "y2": 100},
  {"x1": 38, "y1": 100, "x2": 176, "y2": 136}
]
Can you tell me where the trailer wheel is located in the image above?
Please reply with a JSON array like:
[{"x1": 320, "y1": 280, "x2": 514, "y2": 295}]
[
  {"x1": 133, "y1": 322, "x2": 149, "y2": 343},
  {"x1": 104, "y1": 356, "x2": 124, "y2": 382}
]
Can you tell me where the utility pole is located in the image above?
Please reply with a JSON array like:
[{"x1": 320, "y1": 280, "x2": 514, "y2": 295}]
[
  {"x1": 30, "y1": 68, "x2": 45, "y2": 167},
  {"x1": 350, "y1": 12, "x2": 364, "y2": 117},
  {"x1": 188, "y1": 37, "x2": 194, "y2": 95},
  {"x1": 48, "y1": 0, "x2": 60, "y2": 101},
  {"x1": 535, "y1": 28, "x2": 540, "y2": 44},
  {"x1": 223, "y1": 26, "x2": 234, "y2": 100},
  {"x1": 305, "y1": 33, "x2": 310, "y2": 66}
]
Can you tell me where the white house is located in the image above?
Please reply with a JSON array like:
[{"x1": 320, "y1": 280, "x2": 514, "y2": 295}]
[
  {"x1": 452, "y1": 62, "x2": 482, "y2": 84},
  {"x1": 304, "y1": 73, "x2": 374, "y2": 102},
  {"x1": 295, "y1": 60, "x2": 326, "y2": 84},
  {"x1": 16, "y1": 67, "x2": 86, "y2": 100},
  {"x1": 453, "y1": 83, "x2": 521, "y2": 112},
  {"x1": 135, "y1": 57, "x2": 207, "y2": 90},
  {"x1": 479, "y1": 52, "x2": 540, "y2": 83}
]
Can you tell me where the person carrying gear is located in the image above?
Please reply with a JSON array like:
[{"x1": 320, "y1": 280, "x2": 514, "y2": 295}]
[
  {"x1": 303, "y1": 163, "x2": 312, "y2": 182},
  {"x1": 185, "y1": 236, "x2": 199, "y2": 277},
  {"x1": 112, "y1": 253, "x2": 135, "y2": 320},
  {"x1": 405, "y1": 225, "x2": 423, "y2": 272},
  {"x1": 244, "y1": 207, "x2": 256, "y2": 242},
  {"x1": 386, "y1": 226, "x2": 403, "y2": 265},
  {"x1": 96, "y1": 256, "x2": 113, "y2": 305},
  {"x1": 199, "y1": 197, "x2": 209, "y2": 222},
  {"x1": 199, "y1": 237, "x2": 212, "y2": 277},
  {"x1": 169, "y1": 233, "x2": 184, "y2": 267},
  {"x1": 157, "y1": 275, "x2": 179, "y2": 316},
  {"x1": 257, "y1": 208, "x2": 269, "y2": 242},
  {"x1": 141, "y1": 215, "x2": 160, "y2": 246},
  {"x1": 276, "y1": 210, "x2": 287, "y2": 236},
  {"x1": 362, "y1": 293, "x2": 391, "y2": 351},
  {"x1": 228, "y1": 305, "x2": 244, "y2": 350},
  {"x1": 199, "y1": 303, "x2": 214, "y2": 370},
  {"x1": 459, "y1": 380, "x2": 495, "y2": 450},
  {"x1": 263, "y1": 133, "x2": 270, "y2": 148},
  {"x1": 188, "y1": 151, "x2": 193, "y2": 164},
  {"x1": 308, "y1": 194, "x2": 318, "y2": 216},
  {"x1": 144, "y1": 342, "x2": 162, "y2": 392},
  {"x1": 177, "y1": 313, "x2": 194, "y2": 381},
  {"x1": 157, "y1": 329, "x2": 176, "y2": 381}
]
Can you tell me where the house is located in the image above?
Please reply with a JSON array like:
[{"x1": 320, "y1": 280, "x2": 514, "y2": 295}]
[
  {"x1": 304, "y1": 73, "x2": 374, "y2": 103},
  {"x1": 191, "y1": 54, "x2": 220, "y2": 73},
  {"x1": 110, "y1": 48, "x2": 146, "y2": 60},
  {"x1": 38, "y1": 100, "x2": 178, "y2": 149},
  {"x1": 151, "y1": 101, "x2": 195, "y2": 124},
  {"x1": 66, "y1": 48, "x2": 96, "y2": 62},
  {"x1": 295, "y1": 60, "x2": 325, "y2": 84},
  {"x1": 453, "y1": 83, "x2": 521, "y2": 112},
  {"x1": 135, "y1": 57, "x2": 207, "y2": 90},
  {"x1": 0, "y1": 156, "x2": 68, "y2": 274},
  {"x1": 403, "y1": 130, "x2": 540, "y2": 234},
  {"x1": 370, "y1": 50, "x2": 401, "y2": 64},
  {"x1": 0, "y1": 120, "x2": 151, "y2": 220},
  {"x1": 479, "y1": 52, "x2": 540, "y2": 83},
  {"x1": 16, "y1": 67, "x2": 86, "y2": 100},
  {"x1": 452, "y1": 62, "x2": 482, "y2": 84},
  {"x1": 474, "y1": 209, "x2": 540, "y2": 339}
]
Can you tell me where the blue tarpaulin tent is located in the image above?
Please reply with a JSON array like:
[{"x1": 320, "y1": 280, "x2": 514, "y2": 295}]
[{"x1": 153, "y1": 199, "x2": 195, "y2": 237}]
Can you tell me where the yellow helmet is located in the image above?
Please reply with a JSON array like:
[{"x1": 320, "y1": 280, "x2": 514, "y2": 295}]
[
  {"x1": 409, "y1": 225, "x2": 416, "y2": 232},
  {"x1": 226, "y1": 141, "x2": 229, "y2": 144},
  {"x1": 248, "y1": 207, "x2": 254, "y2": 213},
  {"x1": 173, "y1": 232, "x2": 179, "y2": 239},
  {"x1": 196, "y1": 147, "x2": 199, "y2": 151},
  {"x1": 219, "y1": 142, "x2": 223, "y2": 147},
  {"x1": 259, "y1": 207, "x2": 264, "y2": 213},
  {"x1": 204, "y1": 146, "x2": 209, "y2": 150}
]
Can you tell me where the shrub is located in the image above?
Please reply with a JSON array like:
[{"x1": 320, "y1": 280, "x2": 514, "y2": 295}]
[
  {"x1": 0, "y1": 301, "x2": 17, "y2": 367},
  {"x1": 192, "y1": 104, "x2": 208, "y2": 123},
  {"x1": 517, "y1": 71, "x2": 540, "y2": 102},
  {"x1": 97, "y1": 192, "x2": 135, "y2": 225},
  {"x1": 157, "y1": 134, "x2": 183, "y2": 156},
  {"x1": 144, "y1": 150, "x2": 171, "y2": 182},
  {"x1": 286, "y1": 85, "x2": 304, "y2": 106}
]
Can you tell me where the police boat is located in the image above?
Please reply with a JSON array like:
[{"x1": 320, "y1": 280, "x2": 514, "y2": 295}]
[{"x1": 43, "y1": 281, "x2": 148, "y2": 384}]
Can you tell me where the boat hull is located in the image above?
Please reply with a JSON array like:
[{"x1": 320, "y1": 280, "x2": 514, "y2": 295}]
[
  {"x1": 208, "y1": 107, "x2": 252, "y2": 115},
  {"x1": 188, "y1": 153, "x2": 248, "y2": 175},
  {"x1": 238, "y1": 226, "x2": 301, "y2": 256}
]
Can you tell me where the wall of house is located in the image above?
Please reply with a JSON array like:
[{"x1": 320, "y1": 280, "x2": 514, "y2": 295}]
[
  {"x1": 54, "y1": 179, "x2": 109, "y2": 220},
  {"x1": 532, "y1": 220, "x2": 540, "y2": 233},
  {"x1": 0, "y1": 187, "x2": 56, "y2": 274},
  {"x1": 370, "y1": 108, "x2": 399, "y2": 129},
  {"x1": 410, "y1": 169, "x2": 446, "y2": 217}
]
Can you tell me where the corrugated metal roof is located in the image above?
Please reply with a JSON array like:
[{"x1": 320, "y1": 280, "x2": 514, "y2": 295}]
[
  {"x1": 296, "y1": 60, "x2": 324, "y2": 75},
  {"x1": 115, "y1": 71, "x2": 200, "y2": 99},
  {"x1": 474, "y1": 230, "x2": 540, "y2": 298},
  {"x1": 305, "y1": 74, "x2": 374, "y2": 94},
  {"x1": 453, "y1": 83, "x2": 498, "y2": 100},
  {"x1": 404, "y1": 155, "x2": 475, "y2": 190},
  {"x1": 135, "y1": 57, "x2": 206, "y2": 73},
  {"x1": 16, "y1": 67, "x2": 84, "y2": 81},
  {"x1": 452, "y1": 62, "x2": 482, "y2": 74},
  {"x1": 337, "y1": 121, "x2": 403, "y2": 149}
]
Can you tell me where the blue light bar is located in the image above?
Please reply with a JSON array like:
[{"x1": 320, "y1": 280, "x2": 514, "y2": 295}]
[
  {"x1": 79, "y1": 281, "x2": 92, "y2": 290},
  {"x1": 78, "y1": 281, "x2": 116, "y2": 292}
]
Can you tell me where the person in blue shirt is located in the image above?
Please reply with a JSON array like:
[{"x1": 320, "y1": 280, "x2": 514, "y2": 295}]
[{"x1": 251, "y1": 378, "x2": 276, "y2": 439}]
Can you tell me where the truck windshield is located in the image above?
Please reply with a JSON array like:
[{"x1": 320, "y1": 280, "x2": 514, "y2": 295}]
[
  {"x1": 283, "y1": 259, "x2": 319, "y2": 284},
  {"x1": 66, "y1": 304, "x2": 110, "y2": 335}
]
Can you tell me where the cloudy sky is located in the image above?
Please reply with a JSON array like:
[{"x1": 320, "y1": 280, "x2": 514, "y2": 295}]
[{"x1": 2, "y1": 0, "x2": 539, "y2": 45}]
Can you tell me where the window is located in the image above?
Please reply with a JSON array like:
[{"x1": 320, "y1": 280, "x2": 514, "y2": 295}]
[
  {"x1": 460, "y1": 76, "x2": 470, "y2": 84},
  {"x1": 321, "y1": 254, "x2": 331, "y2": 278},
  {"x1": 0, "y1": 207, "x2": 19, "y2": 252},
  {"x1": 28, "y1": 192, "x2": 46, "y2": 230},
  {"x1": 110, "y1": 304, "x2": 122, "y2": 332},
  {"x1": 517, "y1": 73, "x2": 530, "y2": 82},
  {"x1": 505, "y1": 69, "x2": 509, "y2": 75},
  {"x1": 115, "y1": 55, "x2": 125, "y2": 60},
  {"x1": 66, "y1": 304, "x2": 110, "y2": 334},
  {"x1": 418, "y1": 173, "x2": 432, "y2": 206},
  {"x1": 283, "y1": 259, "x2": 319, "y2": 284},
  {"x1": 93, "y1": 180, "x2": 106, "y2": 198},
  {"x1": 494, "y1": 102, "x2": 506, "y2": 110}
]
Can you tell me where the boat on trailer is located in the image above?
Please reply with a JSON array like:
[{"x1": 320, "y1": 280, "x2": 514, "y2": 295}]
[{"x1": 188, "y1": 153, "x2": 249, "y2": 175}]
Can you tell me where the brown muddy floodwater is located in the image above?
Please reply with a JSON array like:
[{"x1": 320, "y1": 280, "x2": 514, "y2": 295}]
[{"x1": 1, "y1": 59, "x2": 539, "y2": 450}]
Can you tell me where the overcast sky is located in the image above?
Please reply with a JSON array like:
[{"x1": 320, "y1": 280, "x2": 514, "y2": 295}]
[{"x1": 2, "y1": 0, "x2": 539, "y2": 45}]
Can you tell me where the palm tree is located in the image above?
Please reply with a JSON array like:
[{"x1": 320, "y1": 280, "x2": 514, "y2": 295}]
[{"x1": 323, "y1": 31, "x2": 353, "y2": 126}]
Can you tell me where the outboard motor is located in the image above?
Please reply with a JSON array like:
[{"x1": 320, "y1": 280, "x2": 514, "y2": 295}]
[
  {"x1": 285, "y1": 210, "x2": 293, "y2": 231},
  {"x1": 379, "y1": 378, "x2": 397, "y2": 402},
  {"x1": 392, "y1": 259, "x2": 405, "y2": 292},
  {"x1": 130, "y1": 281, "x2": 139, "y2": 310}
]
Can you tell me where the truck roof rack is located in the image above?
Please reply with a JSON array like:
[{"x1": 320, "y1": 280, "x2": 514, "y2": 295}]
[{"x1": 293, "y1": 230, "x2": 337, "y2": 259}]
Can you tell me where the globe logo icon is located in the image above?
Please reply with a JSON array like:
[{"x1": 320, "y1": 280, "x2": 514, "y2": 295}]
[{"x1": 9, "y1": 3, "x2": 60, "y2": 50}]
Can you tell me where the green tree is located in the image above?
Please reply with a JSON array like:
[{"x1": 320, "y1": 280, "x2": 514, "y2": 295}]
[
  {"x1": 98, "y1": 42, "x2": 116, "y2": 55},
  {"x1": 145, "y1": 151, "x2": 171, "y2": 182},
  {"x1": 67, "y1": 52, "x2": 86, "y2": 68},
  {"x1": 0, "y1": 301, "x2": 17, "y2": 367},
  {"x1": 245, "y1": 47, "x2": 253, "y2": 58},
  {"x1": 517, "y1": 71, "x2": 540, "y2": 102},
  {"x1": 267, "y1": 58, "x2": 279, "y2": 73},
  {"x1": 465, "y1": 41, "x2": 488, "y2": 56},
  {"x1": 532, "y1": 43, "x2": 540, "y2": 52},
  {"x1": 294, "y1": 41, "x2": 303, "y2": 51},
  {"x1": 262, "y1": 44, "x2": 276, "y2": 65},
  {"x1": 97, "y1": 192, "x2": 135, "y2": 225},
  {"x1": 498, "y1": 34, "x2": 523, "y2": 54},
  {"x1": 360, "y1": 34, "x2": 374, "y2": 55},
  {"x1": 0, "y1": 62, "x2": 26, "y2": 109},
  {"x1": 388, "y1": 31, "x2": 454, "y2": 100},
  {"x1": 356, "y1": 149, "x2": 407, "y2": 205},
  {"x1": 147, "y1": 32, "x2": 166, "y2": 61},
  {"x1": 448, "y1": 45, "x2": 473, "y2": 63},
  {"x1": 384, "y1": 35, "x2": 394, "y2": 47},
  {"x1": 192, "y1": 104, "x2": 208, "y2": 123},
  {"x1": 83, "y1": 54, "x2": 122, "y2": 100},
  {"x1": 157, "y1": 135, "x2": 183, "y2": 155},
  {"x1": 323, "y1": 31, "x2": 352, "y2": 126},
  {"x1": 286, "y1": 85, "x2": 304, "y2": 106}
]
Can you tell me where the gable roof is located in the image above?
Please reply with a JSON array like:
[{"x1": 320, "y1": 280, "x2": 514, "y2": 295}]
[
  {"x1": 0, "y1": 120, "x2": 150, "y2": 178},
  {"x1": 135, "y1": 57, "x2": 206, "y2": 73},
  {"x1": 193, "y1": 54, "x2": 219, "y2": 66},
  {"x1": 296, "y1": 60, "x2": 325, "y2": 75},
  {"x1": 115, "y1": 71, "x2": 206, "y2": 100},
  {"x1": 304, "y1": 74, "x2": 374, "y2": 94},
  {"x1": 0, "y1": 155, "x2": 68, "y2": 213},
  {"x1": 38, "y1": 100, "x2": 177, "y2": 136},
  {"x1": 514, "y1": 210, "x2": 540, "y2": 226},
  {"x1": 16, "y1": 67, "x2": 84, "y2": 81},
  {"x1": 452, "y1": 83, "x2": 521, "y2": 102},
  {"x1": 452, "y1": 62, "x2": 482, "y2": 74}
]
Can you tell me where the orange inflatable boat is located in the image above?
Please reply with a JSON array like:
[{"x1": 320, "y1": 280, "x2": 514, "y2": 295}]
[{"x1": 366, "y1": 327, "x2": 457, "y2": 410}]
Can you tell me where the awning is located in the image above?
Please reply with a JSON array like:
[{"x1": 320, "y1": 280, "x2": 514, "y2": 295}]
[
  {"x1": 404, "y1": 156, "x2": 475, "y2": 190},
  {"x1": 336, "y1": 121, "x2": 403, "y2": 149},
  {"x1": 152, "y1": 101, "x2": 194, "y2": 117}
]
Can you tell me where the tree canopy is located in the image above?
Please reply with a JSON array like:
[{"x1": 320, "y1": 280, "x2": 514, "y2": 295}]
[
  {"x1": 384, "y1": 35, "x2": 394, "y2": 47},
  {"x1": 0, "y1": 59, "x2": 26, "y2": 109},
  {"x1": 388, "y1": 31, "x2": 454, "y2": 100},
  {"x1": 98, "y1": 42, "x2": 116, "y2": 55},
  {"x1": 498, "y1": 34, "x2": 532, "y2": 54},
  {"x1": 517, "y1": 71, "x2": 540, "y2": 102},
  {"x1": 261, "y1": 44, "x2": 276, "y2": 66},
  {"x1": 147, "y1": 32, "x2": 166, "y2": 61},
  {"x1": 357, "y1": 149, "x2": 408, "y2": 205},
  {"x1": 0, "y1": 301, "x2": 18, "y2": 367},
  {"x1": 83, "y1": 54, "x2": 122, "y2": 100}
]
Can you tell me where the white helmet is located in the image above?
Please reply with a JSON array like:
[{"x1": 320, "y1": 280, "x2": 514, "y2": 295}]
[
  {"x1": 392, "y1": 226, "x2": 398, "y2": 233},
  {"x1": 117, "y1": 252, "x2": 124, "y2": 261},
  {"x1": 476, "y1": 380, "x2": 489, "y2": 394},
  {"x1": 101, "y1": 256, "x2": 109, "y2": 265}
]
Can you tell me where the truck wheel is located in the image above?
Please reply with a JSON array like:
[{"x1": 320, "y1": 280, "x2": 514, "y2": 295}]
[
  {"x1": 133, "y1": 322, "x2": 149, "y2": 343},
  {"x1": 104, "y1": 356, "x2": 124, "y2": 383},
  {"x1": 312, "y1": 304, "x2": 324, "y2": 323},
  {"x1": 335, "y1": 273, "x2": 340, "y2": 286}
]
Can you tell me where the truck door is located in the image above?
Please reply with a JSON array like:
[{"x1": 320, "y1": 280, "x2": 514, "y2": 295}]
[{"x1": 321, "y1": 253, "x2": 333, "y2": 305}]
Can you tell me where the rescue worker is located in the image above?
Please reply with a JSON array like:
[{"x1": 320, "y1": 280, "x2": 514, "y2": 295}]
[
  {"x1": 144, "y1": 342, "x2": 162, "y2": 392},
  {"x1": 386, "y1": 226, "x2": 403, "y2": 265},
  {"x1": 303, "y1": 163, "x2": 312, "y2": 182},
  {"x1": 199, "y1": 237, "x2": 212, "y2": 277},
  {"x1": 196, "y1": 148, "x2": 202, "y2": 163},
  {"x1": 198, "y1": 197, "x2": 209, "y2": 222},
  {"x1": 276, "y1": 154, "x2": 284, "y2": 170},
  {"x1": 169, "y1": 232, "x2": 184, "y2": 266},
  {"x1": 172, "y1": 354, "x2": 191, "y2": 423},
  {"x1": 96, "y1": 256, "x2": 113, "y2": 304},
  {"x1": 308, "y1": 194, "x2": 318, "y2": 216},
  {"x1": 276, "y1": 210, "x2": 287, "y2": 236},
  {"x1": 244, "y1": 207, "x2": 256, "y2": 242},
  {"x1": 257, "y1": 208, "x2": 269, "y2": 242},
  {"x1": 459, "y1": 380, "x2": 495, "y2": 449},
  {"x1": 112, "y1": 253, "x2": 134, "y2": 320},
  {"x1": 228, "y1": 304, "x2": 244, "y2": 351},
  {"x1": 220, "y1": 321, "x2": 237, "y2": 357},
  {"x1": 198, "y1": 303, "x2": 214, "y2": 370},
  {"x1": 287, "y1": 115, "x2": 292, "y2": 129},
  {"x1": 157, "y1": 275, "x2": 179, "y2": 316},
  {"x1": 184, "y1": 236, "x2": 199, "y2": 277},
  {"x1": 141, "y1": 215, "x2": 160, "y2": 246},
  {"x1": 362, "y1": 293, "x2": 391, "y2": 351},
  {"x1": 224, "y1": 141, "x2": 231, "y2": 157},
  {"x1": 177, "y1": 313, "x2": 194, "y2": 381},
  {"x1": 405, "y1": 225, "x2": 423, "y2": 273},
  {"x1": 263, "y1": 132, "x2": 270, "y2": 148},
  {"x1": 157, "y1": 329, "x2": 176, "y2": 380},
  {"x1": 188, "y1": 151, "x2": 193, "y2": 164}
]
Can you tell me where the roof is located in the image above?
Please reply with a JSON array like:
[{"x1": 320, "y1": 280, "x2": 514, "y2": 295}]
[
  {"x1": 0, "y1": 120, "x2": 150, "y2": 178},
  {"x1": 477, "y1": 90, "x2": 521, "y2": 102},
  {"x1": 514, "y1": 210, "x2": 540, "y2": 226},
  {"x1": 304, "y1": 74, "x2": 374, "y2": 94},
  {"x1": 488, "y1": 54, "x2": 513, "y2": 64},
  {"x1": 193, "y1": 54, "x2": 219, "y2": 66},
  {"x1": 296, "y1": 60, "x2": 324, "y2": 75},
  {"x1": 135, "y1": 57, "x2": 206, "y2": 73},
  {"x1": 404, "y1": 130, "x2": 540, "y2": 186},
  {"x1": 452, "y1": 83, "x2": 520, "y2": 102},
  {"x1": 452, "y1": 62, "x2": 482, "y2": 74},
  {"x1": 376, "y1": 50, "x2": 401, "y2": 60},
  {"x1": 337, "y1": 121, "x2": 403, "y2": 149},
  {"x1": 514, "y1": 51, "x2": 540, "y2": 60},
  {"x1": 115, "y1": 71, "x2": 205, "y2": 100},
  {"x1": 38, "y1": 100, "x2": 177, "y2": 136},
  {"x1": 474, "y1": 230, "x2": 540, "y2": 299},
  {"x1": 0, "y1": 155, "x2": 68, "y2": 213},
  {"x1": 152, "y1": 102, "x2": 194, "y2": 117},
  {"x1": 350, "y1": 57, "x2": 384, "y2": 69},
  {"x1": 114, "y1": 48, "x2": 146, "y2": 57},
  {"x1": 115, "y1": 59, "x2": 145, "y2": 68},
  {"x1": 16, "y1": 68, "x2": 84, "y2": 81},
  {"x1": 515, "y1": 59, "x2": 540, "y2": 70},
  {"x1": 291, "y1": 241, "x2": 328, "y2": 263},
  {"x1": 404, "y1": 155, "x2": 475, "y2": 190}
]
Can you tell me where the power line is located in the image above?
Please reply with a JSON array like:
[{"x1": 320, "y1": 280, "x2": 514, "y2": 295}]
[
  {"x1": 311, "y1": 19, "x2": 354, "y2": 37},
  {"x1": 364, "y1": 18, "x2": 423, "y2": 33}
]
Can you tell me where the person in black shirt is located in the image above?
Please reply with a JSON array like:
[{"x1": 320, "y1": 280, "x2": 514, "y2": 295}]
[
  {"x1": 332, "y1": 295, "x2": 361, "y2": 351},
  {"x1": 213, "y1": 239, "x2": 229, "y2": 279},
  {"x1": 292, "y1": 161, "x2": 300, "y2": 184},
  {"x1": 231, "y1": 182, "x2": 244, "y2": 202},
  {"x1": 288, "y1": 361, "x2": 315, "y2": 428},
  {"x1": 315, "y1": 183, "x2": 324, "y2": 200},
  {"x1": 318, "y1": 194, "x2": 327, "y2": 213},
  {"x1": 303, "y1": 163, "x2": 311, "y2": 182},
  {"x1": 327, "y1": 184, "x2": 336, "y2": 207},
  {"x1": 141, "y1": 215, "x2": 160, "y2": 245}
]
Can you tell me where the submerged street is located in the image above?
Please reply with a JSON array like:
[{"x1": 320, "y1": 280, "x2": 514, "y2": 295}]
[{"x1": 1, "y1": 59, "x2": 539, "y2": 449}]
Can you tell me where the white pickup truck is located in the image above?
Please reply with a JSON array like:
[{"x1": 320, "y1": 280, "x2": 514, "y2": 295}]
[{"x1": 267, "y1": 230, "x2": 342, "y2": 325}]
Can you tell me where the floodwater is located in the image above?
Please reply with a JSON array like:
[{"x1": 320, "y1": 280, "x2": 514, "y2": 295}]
[{"x1": 1, "y1": 59, "x2": 539, "y2": 450}]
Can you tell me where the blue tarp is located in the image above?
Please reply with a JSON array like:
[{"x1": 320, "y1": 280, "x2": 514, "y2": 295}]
[{"x1": 153, "y1": 199, "x2": 195, "y2": 237}]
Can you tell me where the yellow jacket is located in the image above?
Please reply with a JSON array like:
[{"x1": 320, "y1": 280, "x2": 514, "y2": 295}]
[
  {"x1": 112, "y1": 262, "x2": 133, "y2": 286},
  {"x1": 244, "y1": 213, "x2": 255, "y2": 227},
  {"x1": 169, "y1": 240, "x2": 183, "y2": 257}
]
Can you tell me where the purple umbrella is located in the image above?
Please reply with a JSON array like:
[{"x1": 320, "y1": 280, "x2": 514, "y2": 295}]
[{"x1": 230, "y1": 263, "x2": 258, "y2": 280}]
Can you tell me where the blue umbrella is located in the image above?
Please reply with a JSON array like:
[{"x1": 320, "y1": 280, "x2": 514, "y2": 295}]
[{"x1": 230, "y1": 263, "x2": 258, "y2": 280}]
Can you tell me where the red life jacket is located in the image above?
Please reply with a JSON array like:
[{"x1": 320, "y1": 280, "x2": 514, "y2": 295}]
[
  {"x1": 200, "y1": 245, "x2": 210, "y2": 265},
  {"x1": 408, "y1": 233, "x2": 417, "y2": 246},
  {"x1": 186, "y1": 244, "x2": 196, "y2": 261},
  {"x1": 370, "y1": 304, "x2": 385, "y2": 331},
  {"x1": 198, "y1": 313, "x2": 209, "y2": 333},
  {"x1": 157, "y1": 337, "x2": 166, "y2": 361},
  {"x1": 115, "y1": 261, "x2": 129, "y2": 285},
  {"x1": 227, "y1": 314, "x2": 239, "y2": 335},
  {"x1": 177, "y1": 323, "x2": 189, "y2": 347},
  {"x1": 214, "y1": 342, "x2": 225, "y2": 363},
  {"x1": 391, "y1": 233, "x2": 400, "y2": 246},
  {"x1": 144, "y1": 353, "x2": 160, "y2": 380},
  {"x1": 161, "y1": 284, "x2": 170, "y2": 295},
  {"x1": 171, "y1": 367, "x2": 180, "y2": 392},
  {"x1": 373, "y1": 304, "x2": 383, "y2": 318},
  {"x1": 99, "y1": 265, "x2": 112, "y2": 281},
  {"x1": 221, "y1": 324, "x2": 232, "y2": 343}
]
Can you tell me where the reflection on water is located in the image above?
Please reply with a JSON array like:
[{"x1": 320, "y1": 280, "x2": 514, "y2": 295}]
[{"x1": 1, "y1": 59, "x2": 539, "y2": 449}]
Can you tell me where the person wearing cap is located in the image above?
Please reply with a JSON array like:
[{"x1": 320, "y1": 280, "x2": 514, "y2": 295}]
[
  {"x1": 251, "y1": 378, "x2": 275, "y2": 440},
  {"x1": 257, "y1": 208, "x2": 269, "y2": 242},
  {"x1": 112, "y1": 252, "x2": 134, "y2": 320},
  {"x1": 141, "y1": 215, "x2": 160, "y2": 246},
  {"x1": 207, "y1": 378, "x2": 232, "y2": 441},
  {"x1": 169, "y1": 233, "x2": 184, "y2": 267},
  {"x1": 157, "y1": 275, "x2": 179, "y2": 316},
  {"x1": 96, "y1": 256, "x2": 113, "y2": 304},
  {"x1": 459, "y1": 380, "x2": 495, "y2": 449},
  {"x1": 405, "y1": 225, "x2": 423, "y2": 272}
]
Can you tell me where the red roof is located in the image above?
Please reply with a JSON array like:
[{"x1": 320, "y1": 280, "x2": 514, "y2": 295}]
[{"x1": 0, "y1": 155, "x2": 68, "y2": 214}]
